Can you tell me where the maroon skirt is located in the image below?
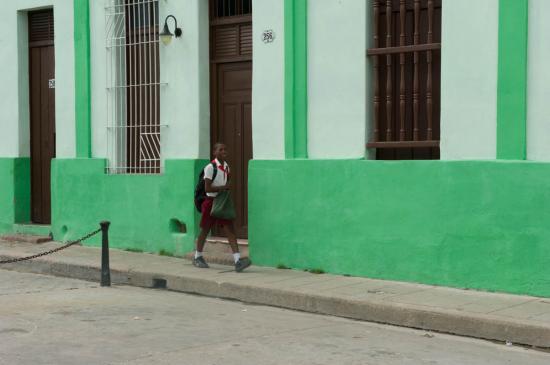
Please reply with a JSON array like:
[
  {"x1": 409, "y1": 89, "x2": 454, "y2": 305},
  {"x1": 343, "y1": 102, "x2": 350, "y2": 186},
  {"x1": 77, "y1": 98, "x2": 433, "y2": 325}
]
[{"x1": 200, "y1": 197, "x2": 232, "y2": 229}]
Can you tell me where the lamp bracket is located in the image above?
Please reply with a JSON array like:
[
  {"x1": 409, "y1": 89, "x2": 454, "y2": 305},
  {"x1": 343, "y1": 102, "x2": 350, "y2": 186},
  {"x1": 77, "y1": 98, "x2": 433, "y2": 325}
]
[{"x1": 164, "y1": 15, "x2": 182, "y2": 38}]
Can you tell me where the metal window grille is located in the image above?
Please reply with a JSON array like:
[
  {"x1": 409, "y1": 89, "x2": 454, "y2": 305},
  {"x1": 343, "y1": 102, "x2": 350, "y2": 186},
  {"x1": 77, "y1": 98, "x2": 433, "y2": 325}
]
[
  {"x1": 105, "y1": 0, "x2": 163, "y2": 174},
  {"x1": 367, "y1": 0, "x2": 442, "y2": 160},
  {"x1": 210, "y1": 0, "x2": 252, "y2": 18}
]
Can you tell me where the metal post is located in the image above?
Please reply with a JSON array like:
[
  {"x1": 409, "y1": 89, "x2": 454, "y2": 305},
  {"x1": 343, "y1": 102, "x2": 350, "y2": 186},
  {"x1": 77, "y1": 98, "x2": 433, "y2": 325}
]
[{"x1": 100, "y1": 221, "x2": 111, "y2": 287}]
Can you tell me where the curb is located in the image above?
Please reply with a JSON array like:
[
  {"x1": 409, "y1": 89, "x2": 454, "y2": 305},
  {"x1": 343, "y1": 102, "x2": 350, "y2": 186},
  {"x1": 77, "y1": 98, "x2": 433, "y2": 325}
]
[{"x1": 1, "y1": 252, "x2": 549, "y2": 348}]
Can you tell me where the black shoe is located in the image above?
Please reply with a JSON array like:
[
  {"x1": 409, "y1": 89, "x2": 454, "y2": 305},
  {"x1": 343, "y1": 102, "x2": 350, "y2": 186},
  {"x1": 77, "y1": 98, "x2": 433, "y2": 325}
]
[
  {"x1": 193, "y1": 256, "x2": 209, "y2": 268},
  {"x1": 235, "y1": 257, "x2": 251, "y2": 272}
]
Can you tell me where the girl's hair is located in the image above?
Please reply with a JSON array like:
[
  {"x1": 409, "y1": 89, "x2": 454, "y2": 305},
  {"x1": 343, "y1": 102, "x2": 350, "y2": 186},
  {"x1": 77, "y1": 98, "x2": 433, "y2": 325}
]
[{"x1": 213, "y1": 142, "x2": 225, "y2": 152}]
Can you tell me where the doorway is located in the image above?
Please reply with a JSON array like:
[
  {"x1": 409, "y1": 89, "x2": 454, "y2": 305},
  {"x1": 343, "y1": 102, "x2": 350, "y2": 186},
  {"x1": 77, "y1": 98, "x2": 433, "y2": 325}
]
[
  {"x1": 29, "y1": 10, "x2": 55, "y2": 224},
  {"x1": 210, "y1": 0, "x2": 252, "y2": 239}
]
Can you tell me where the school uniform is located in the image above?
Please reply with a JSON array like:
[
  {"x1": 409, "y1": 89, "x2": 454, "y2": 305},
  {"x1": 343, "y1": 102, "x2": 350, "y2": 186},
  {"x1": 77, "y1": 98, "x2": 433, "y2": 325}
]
[{"x1": 200, "y1": 158, "x2": 231, "y2": 229}]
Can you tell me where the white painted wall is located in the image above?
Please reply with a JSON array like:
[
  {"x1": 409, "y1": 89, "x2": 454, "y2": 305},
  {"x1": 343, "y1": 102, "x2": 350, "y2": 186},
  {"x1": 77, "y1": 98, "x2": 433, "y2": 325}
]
[
  {"x1": 440, "y1": 0, "x2": 498, "y2": 160},
  {"x1": 252, "y1": 0, "x2": 285, "y2": 159},
  {"x1": 0, "y1": 0, "x2": 75, "y2": 158},
  {"x1": 90, "y1": 0, "x2": 210, "y2": 160},
  {"x1": 307, "y1": 0, "x2": 366, "y2": 159},
  {"x1": 160, "y1": 0, "x2": 210, "y2": 159},
  {"x1": 90, "y1": 0, "x2": 107, "y2": 159},
  {"x1": 527, "y1": 0, "x2": 550, "y2": 161}
]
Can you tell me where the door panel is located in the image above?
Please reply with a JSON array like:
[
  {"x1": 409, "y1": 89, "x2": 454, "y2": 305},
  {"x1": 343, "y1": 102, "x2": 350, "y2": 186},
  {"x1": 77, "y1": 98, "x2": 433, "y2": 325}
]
[
  {"x1": 209, "y1": 6, "x2": 253, "y2": 239},
  {"x1": 30, "y1": 47, "x2": 43, "y2": 222},
  {"x1": 30, "y1": 45, "x2": 55, "y2": 224},
  {"x1": 214, "y1": 62, "x2": 252, "y2": 238},
  {"x1": 42, "y1": 46, "x2": 55, "y2": 223}
]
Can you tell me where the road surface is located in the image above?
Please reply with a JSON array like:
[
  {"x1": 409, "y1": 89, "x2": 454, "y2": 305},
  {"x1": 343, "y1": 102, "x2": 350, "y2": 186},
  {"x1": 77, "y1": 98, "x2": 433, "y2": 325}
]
[{"x1": 1, "y1": 269, "x2": 549, "y2": 365}]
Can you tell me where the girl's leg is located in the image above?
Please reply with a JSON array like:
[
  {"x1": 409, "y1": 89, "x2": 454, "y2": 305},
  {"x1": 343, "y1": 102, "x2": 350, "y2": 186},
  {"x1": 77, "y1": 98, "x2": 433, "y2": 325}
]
[
  {"x1": 195, "y1": 226, "x2": 211, "y2": 253},
  {"x1": 222, "y1": 222, "x2": 239, "y2": 254}
]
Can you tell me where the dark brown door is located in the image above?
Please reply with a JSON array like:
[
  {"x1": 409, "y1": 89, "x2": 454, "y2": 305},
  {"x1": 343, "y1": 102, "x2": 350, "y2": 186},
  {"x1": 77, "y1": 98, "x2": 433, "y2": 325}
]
[
  {"x1": 213, "y1": 62, "x2": 252, "y2": 238},
  {"x1": 210, "y1": 1, "x2": 253, "y2": 239},
  {"x1": 29, "y1": 10, "x2": 55, "y2": 224}
]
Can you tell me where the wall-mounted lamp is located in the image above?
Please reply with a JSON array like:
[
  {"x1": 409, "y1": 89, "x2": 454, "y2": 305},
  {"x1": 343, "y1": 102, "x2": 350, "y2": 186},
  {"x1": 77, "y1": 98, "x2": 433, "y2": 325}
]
[{"x1": 159, "y1": 15, "x2": 182, "y2": 45}]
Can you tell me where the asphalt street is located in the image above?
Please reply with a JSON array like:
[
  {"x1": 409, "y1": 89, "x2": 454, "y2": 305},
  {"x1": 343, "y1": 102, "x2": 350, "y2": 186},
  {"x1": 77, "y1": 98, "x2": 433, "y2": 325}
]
[{"x1": 1, "y1": 269, "x2": 549, "y2": 365}]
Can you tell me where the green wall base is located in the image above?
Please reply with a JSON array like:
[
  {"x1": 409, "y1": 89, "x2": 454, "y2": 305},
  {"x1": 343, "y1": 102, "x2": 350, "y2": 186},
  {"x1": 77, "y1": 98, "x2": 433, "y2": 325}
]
[
  {"x1": 0, "y1": 158, "x2": 30, "y2": 233},
  {"x1": 249, "y1": 160, "x2": 550, "y2": 298},
  {"x1": 51, "y1": 158, "x2": 206, "y2": 255},
  {"x1": 12, "y1": 223, "x2": 51, "y2": 236}
]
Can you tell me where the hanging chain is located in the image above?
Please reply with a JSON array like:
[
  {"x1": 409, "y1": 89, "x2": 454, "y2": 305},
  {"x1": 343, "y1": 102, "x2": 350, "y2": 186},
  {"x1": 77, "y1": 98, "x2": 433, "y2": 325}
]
[{"x1": 0, "y1": 228, "x2": 102, "y2": 265}]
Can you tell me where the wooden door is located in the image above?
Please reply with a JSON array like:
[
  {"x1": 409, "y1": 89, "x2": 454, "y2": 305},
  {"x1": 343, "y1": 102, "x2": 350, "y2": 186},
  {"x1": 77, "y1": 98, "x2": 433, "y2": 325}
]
[
  {"x1": 213, "y1": 62, "x2": 252, "y2": 238},
  {"x1": 29, "y1": 10, "x2": 55, "y2": 224},
  {"x1": 210, "y1": 2, "x2": 253, "y2": 239}
]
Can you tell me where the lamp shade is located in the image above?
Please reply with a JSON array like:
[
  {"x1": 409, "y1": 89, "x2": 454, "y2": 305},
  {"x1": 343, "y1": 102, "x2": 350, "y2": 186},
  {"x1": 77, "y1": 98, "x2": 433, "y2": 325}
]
[{"x1": 159, "y1": 22, "x2": 173, "y2": 45}]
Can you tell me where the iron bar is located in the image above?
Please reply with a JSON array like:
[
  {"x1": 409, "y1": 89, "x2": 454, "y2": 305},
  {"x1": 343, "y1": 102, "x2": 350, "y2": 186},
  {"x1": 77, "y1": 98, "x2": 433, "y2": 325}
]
[
  {"x1": 385, "y1": 0, "x2": 392, "y2": 142},
  {"x1": 106, "y1": 0, "x2": 161, "y2": 174},
  {"x1": 373, "y1": 0, "x2": 380, "y2": 142},
  {"x1": 100, "y1": 221, "x2": 111, "y2": 287},
  {"x1": 399, "y1": 0, "x2": 406, "y2": 141},
  {"x1": 427, "y1": 0, "x2": 434, "y2": 141},
  {"x1": 413, "y1": 0, "x2": 420, "y2": 141}
]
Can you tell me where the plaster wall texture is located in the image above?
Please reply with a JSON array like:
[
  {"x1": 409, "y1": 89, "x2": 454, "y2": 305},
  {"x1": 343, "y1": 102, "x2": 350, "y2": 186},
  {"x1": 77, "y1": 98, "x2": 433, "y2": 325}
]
[
  {"x1": 90, "y1": 0, "x2": 210, "y2": 160},
  {"x1": 0, "y1": 1, "x2": 75, "y2": 158},
  {"x1": 249, "y1": 159, "x2": 550, "y2": 297},
  {"x1": 439, "y1": 0, "x2": 498, "y2": 160},
  {"x1": 527, "y1": 0, "x2": 550, "y2": 161},
  {"x1": 89, "y1": 0, "x2": 107, "y2": 159},
  {"x1": 0, "y1": 159, "x2": 17, "y2": 232},
  {"x1": 160, "y1": 0, "x2": 210, "y2": 159},
  {"x1": 0, "y1": 158, "x2": 30, "y2": 232},
  {"x1": 307, "y1": 0, "x2": 367, "y2": 159},
  {"x1": 251, "y1": 1, "x2": 286, "y2": 159},
  {"x1": 51, "y1": 158, "x2": 205, "y2": 254}
]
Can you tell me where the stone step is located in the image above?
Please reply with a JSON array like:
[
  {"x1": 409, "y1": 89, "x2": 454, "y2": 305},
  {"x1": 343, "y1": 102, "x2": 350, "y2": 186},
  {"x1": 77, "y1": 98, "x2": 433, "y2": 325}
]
[
  {"x1": 0, "y1": 234, "x2": 52, "y2": 244},
  {"x1": 12, "y1": 223, "x2": 52, "y2": 237},
  {"x1": 183, "y1": 236, "x2": 249, "y2": 266}
]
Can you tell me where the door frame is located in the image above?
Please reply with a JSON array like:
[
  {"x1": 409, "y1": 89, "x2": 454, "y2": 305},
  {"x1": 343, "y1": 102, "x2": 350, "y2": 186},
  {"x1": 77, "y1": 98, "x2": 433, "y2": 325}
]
[
  {"x1": 28, "y1": 9, "x2": 56, "y2": 224},
  {"x1": 209, "y1": 3, "x2": 252, "y2": 238}
]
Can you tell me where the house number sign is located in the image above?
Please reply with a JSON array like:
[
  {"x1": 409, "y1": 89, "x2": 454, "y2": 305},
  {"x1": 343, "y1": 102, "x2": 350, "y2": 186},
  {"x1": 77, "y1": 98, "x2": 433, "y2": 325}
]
[
  {"x1": 262, "y1": 29, "x2": 275, "y2": 44},
  {"x1": 48, "y1": 79, "x2": 55, "y2": 89}
]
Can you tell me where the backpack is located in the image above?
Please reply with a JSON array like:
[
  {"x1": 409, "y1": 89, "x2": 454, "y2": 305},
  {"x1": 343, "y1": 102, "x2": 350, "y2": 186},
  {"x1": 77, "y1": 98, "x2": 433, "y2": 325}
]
[{"x1": 194, "y1": 162, "x2": 218, "y2": 213}]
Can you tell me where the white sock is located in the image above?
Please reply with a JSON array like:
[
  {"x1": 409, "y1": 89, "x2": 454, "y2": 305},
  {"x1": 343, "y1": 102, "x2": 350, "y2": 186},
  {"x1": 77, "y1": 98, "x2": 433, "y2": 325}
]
[
  {"x1": 233, "y1": 252, "x2": 241, "y2": 263},
  {"x1": 195, "y1": 251, "x2": 203, "y2": 259}
]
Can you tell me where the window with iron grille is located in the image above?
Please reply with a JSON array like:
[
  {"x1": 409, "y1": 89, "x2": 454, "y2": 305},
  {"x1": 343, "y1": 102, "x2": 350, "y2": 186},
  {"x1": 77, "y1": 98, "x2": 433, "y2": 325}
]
[
  {"x1": 210, "y1": 0, "x2": 252, "y2": 18},
  {"x1": 367, "y1": 0, "x2": 441, "y2": 160},
  {"x1": 105, "y1": 0, "x2": 162, "y2": 174}
]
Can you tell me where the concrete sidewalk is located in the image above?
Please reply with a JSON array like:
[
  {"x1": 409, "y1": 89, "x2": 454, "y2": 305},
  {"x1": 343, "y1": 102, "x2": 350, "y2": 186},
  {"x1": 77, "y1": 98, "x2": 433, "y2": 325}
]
[{"x1": 1, "y1": 239, "x2": 550, "y2": 348}]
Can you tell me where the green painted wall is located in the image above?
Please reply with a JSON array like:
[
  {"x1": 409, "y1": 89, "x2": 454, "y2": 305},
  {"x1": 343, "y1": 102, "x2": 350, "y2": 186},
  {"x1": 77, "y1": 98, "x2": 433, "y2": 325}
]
[
  {"x1": 13, "y1": 158, "x2": 30, "y2": 223},
  {"x1": 249, "y1": 160, "x2": 550, "y2": 297},
  {"x1": 74, "y1": 0, "x2": 92, "y2": 158},
  {"x1": 0, "y1": 159, "x2": 17, "y2": 232},
  {"x1": 0, "y1": 158, "x2": 30, "y2": 233},
  {"x1": 284, "y1": 0, "x2": 308, "y2": 159},
  {"x1": 497, "y1": 0, "x2": 528, "y2": 160},
  {"x1": 51, "y1": 159, "x2": 206, "y2": 254}
]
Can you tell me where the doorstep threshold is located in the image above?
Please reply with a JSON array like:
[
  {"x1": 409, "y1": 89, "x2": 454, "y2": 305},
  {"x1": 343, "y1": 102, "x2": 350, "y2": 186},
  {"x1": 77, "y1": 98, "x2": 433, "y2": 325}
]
[
  {"x1": 207, "y1": 236, "x2": 248, "y2": 245},
  {"x1": 12, "y1": 223, "x2": 52, "y2": 237}
]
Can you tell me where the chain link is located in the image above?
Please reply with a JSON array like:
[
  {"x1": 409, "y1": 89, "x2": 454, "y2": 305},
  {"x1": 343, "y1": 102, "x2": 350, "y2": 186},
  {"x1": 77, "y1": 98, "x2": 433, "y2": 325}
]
[{"x1": 0, "y1": 228, "x2": 102, "y2": 265}]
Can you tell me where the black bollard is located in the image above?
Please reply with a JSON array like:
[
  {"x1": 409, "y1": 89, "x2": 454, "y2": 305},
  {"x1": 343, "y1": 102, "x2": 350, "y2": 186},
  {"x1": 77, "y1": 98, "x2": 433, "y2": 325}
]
[{"x1": 100, "y1": 221, "x2": 111, "y2": 287}]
